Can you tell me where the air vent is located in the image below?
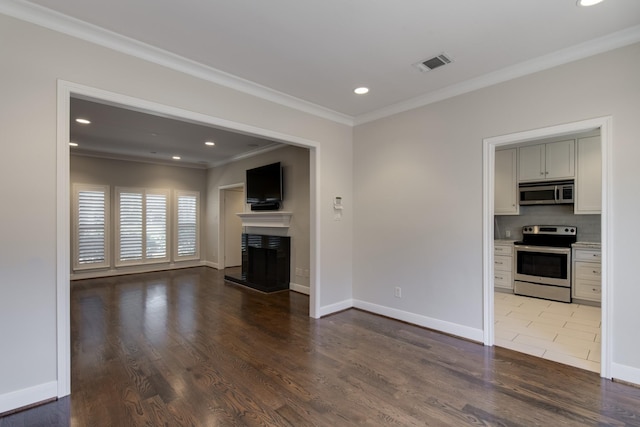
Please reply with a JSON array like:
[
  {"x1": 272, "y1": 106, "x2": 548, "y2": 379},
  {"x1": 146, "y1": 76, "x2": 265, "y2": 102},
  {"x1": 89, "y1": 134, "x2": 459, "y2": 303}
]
[{"x1": 413, "y1": 53, "x2": 453, "y2": 72}]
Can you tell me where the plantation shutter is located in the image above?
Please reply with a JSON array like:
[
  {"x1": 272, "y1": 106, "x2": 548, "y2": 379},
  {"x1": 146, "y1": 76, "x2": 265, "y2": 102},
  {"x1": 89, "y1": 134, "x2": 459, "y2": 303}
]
[
  {"x1": 177, "y1": 193, "x2": 198, "y2": 257},
  {"x1": 76, "y1": 188, "x2": 107, "y2": 267},
  {"x1": 119, "y1": 191, "x2": 143, "y2": 262},
  {"x1": 146, "y1": 193, "x2": 167, "y2": 259}
]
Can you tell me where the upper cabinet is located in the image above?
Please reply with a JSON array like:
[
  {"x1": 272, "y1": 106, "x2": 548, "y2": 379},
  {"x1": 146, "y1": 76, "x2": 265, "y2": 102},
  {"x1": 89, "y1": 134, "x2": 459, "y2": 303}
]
[
  {"x1": 495, "y1": 148, "x2": 518, "y2": 215},
  {"x1": 518, "y1": 140, "x2": 575, "y2": 182},
  {"x1": 575, "y1": 136, "x2": 601, "y2": 214}
]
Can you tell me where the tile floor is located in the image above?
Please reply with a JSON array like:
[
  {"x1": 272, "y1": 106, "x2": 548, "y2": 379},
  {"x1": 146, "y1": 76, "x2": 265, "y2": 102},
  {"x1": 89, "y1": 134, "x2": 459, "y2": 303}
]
[{"x1": 494, "y1": 292, "x2": 601, "y2": 373}]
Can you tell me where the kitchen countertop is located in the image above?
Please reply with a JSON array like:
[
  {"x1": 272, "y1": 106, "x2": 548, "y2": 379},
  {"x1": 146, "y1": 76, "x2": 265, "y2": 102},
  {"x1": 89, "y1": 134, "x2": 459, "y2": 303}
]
[
  {"x1": 572, "y1": 241, "x2": 601, "y2": 249},
  {"x1": 494, "y1": 239, "x2": 517, "y2": 244}
]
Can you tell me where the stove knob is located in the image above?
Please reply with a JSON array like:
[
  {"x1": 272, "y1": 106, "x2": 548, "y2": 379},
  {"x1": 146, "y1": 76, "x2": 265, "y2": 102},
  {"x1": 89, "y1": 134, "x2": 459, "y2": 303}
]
[
  {"x1": 571, "y1": 228, "x2": 575, "y2": 233},
  {"x1": 565, "y1": 228, "x2": 569, "y2": 232}
]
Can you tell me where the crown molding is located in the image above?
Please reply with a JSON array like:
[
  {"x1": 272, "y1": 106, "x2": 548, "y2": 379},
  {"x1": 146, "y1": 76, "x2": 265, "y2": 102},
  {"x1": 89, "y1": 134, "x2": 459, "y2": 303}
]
[
  {"x1": 0, "y1": 0, "x2": 354, "y2": 126},
  {"x1": 70, "y1": 150, "x2": 208, "y2": 169},
  {"x1": 354, "y1": 24, "x2": 640, "y2": 125}
]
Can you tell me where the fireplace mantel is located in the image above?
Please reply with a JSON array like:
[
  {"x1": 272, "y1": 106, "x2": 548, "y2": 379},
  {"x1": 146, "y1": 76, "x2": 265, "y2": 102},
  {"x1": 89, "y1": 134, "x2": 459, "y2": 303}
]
[{"x1": 237, "y1": 211, "x2": 292, "y2": 228}]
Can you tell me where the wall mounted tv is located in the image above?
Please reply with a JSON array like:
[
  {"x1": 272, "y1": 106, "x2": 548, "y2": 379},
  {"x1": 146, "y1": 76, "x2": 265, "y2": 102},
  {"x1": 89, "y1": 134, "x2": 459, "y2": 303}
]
[{"x1": 246, "y1": 162, "x2": 283, "y2": 210}]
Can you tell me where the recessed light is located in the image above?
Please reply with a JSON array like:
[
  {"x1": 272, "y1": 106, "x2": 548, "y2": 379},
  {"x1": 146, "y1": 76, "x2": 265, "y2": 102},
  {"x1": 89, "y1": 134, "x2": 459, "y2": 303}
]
[
  {"x1": 205, "y1": 141, "x2": 215, "y2": 146},
  {"x1": 69, "y1": 142, "x2": 78, "y2": 147},
  {"x1": 172, "y1": 156, "x2": 181, "y2": 160},
  {"x1": 577, "y1": 0, "x2": 604, "y2": 6},
  {"x1": 354, "y1": 87, "x2": 369, "y2": 95},
  {"x1": 75, "y1": 118, "x2": 91, "y2": 124}
]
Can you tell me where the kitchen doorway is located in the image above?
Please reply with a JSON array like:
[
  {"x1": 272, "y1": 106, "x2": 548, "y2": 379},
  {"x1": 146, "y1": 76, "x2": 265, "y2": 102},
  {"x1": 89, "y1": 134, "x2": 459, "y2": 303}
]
[{"x1": 482, "y1": 117, "x2": 612, "y2": 378}]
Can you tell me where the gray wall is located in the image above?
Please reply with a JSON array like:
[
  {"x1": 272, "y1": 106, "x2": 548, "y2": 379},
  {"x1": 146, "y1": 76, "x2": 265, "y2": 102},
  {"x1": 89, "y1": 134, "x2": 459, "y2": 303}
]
[
  {"x1": 206, "y1": 145, "x2": 311, "y2": 288},
  {"x1": 353, "y1": 42, "x2": 640, "y2": 379},
  {"x1": 70, "y1": 155, "x2": 208, "y2": 275}
]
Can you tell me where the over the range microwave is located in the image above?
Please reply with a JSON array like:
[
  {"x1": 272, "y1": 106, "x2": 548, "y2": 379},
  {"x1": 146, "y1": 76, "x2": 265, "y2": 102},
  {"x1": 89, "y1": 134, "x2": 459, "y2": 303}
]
[{"x1": 519, "y1": 180, "x2": 574, "y2": 205}]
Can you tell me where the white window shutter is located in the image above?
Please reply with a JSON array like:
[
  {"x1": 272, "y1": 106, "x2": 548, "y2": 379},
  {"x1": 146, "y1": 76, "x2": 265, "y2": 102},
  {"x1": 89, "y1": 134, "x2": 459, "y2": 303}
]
[
  {"x1": 146, "y1": 193, "x2": 167, "y2": 259},
  {"x1": 75, "y1": 187, "x2": 108, "y2": 268},
  {"x1": 119, "y1": 191, "x2": 143, "y2": 262},
  {"x1": 177, "y1": 193, "x2": 198, "y2": 257}
]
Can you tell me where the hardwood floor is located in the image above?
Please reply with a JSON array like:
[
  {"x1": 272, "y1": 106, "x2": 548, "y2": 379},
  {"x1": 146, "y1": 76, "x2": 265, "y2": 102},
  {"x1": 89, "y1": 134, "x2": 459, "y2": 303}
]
[{"x1": 2, "y1": 266, "x2": 640, "y2": 426}]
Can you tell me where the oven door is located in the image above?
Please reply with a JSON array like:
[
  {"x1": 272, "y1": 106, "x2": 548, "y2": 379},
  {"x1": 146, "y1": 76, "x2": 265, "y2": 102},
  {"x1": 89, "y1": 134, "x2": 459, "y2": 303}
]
[{"x1": 514, "y1": 245, "x2": 571, "y2": 287}]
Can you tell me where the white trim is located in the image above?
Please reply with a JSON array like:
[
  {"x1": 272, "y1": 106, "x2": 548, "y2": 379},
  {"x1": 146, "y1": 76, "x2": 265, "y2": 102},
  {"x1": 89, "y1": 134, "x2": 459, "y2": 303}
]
[
  {"x1": 611, "y1": 363, "x2": 640, "y2": 387},
  {"x1": 0, "y1": 0, "x2": 352, "y2": 126},
  {"x1": 354, "y1": 300, "x2": 484, "y2": 343},
  {"x1": 57, "y1": 81, "x2": 321, "y2": 407},
  {"x1": 482, "y1": 116, "x2": 612, "y2": 379},
  {"x1": 70, "y1": 260, "x2": 205, "y2": 280},
  {"x1": 203, "y1": 261, "x2": 219, "y2": 270},
  {"x1": 0, "y1": 381, "x2": 58, "y2": 414},
  {"x1": 237, "y1": 212, "x2": 292, "y2": 228},
  {"x1": 56, "y1": 82, "x2": 71, "y2": 398},
  {"x1": 355, "y1": 25, "x2": 640, "y2": 125},
  {"x1": 318, "y1": 299, "x2": 354, "y2": 317},
  {"x1": 289, "y1": 282, "x2": 310, "y2": 295}
]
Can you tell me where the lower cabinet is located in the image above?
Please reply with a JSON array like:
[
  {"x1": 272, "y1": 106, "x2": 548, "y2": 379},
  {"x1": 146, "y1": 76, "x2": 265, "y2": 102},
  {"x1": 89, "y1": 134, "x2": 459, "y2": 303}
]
[
  {"x1": 572, "y1": 247, "x2": 601, "y2": 304},
  {"x1": 494, "y1": 241, "x2": 514, "y2": 291}
]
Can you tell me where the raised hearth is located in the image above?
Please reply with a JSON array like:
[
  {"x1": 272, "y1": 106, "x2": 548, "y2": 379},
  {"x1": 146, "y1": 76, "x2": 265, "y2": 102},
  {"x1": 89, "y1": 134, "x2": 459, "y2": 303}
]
[{"x1": 224, "y1": 234, "x2": 290, "y2": 293}]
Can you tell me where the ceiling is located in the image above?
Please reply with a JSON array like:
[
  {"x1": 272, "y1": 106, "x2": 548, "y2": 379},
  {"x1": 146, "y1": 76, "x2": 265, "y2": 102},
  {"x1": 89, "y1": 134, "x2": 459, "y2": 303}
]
[
  {"x1": 70, "y1": 98, "x2": 283, "y2": 168},
  {"x1": 6, "y1": 0, "x2": 640, "y2": 166}
]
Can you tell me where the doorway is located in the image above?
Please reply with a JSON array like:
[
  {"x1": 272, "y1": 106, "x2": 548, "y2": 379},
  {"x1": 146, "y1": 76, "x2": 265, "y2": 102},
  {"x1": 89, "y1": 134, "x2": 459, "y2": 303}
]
[
  {"x1": 56, "y1": 81, "x2": 321, "y2": 397},
  {"x1": 219, "y1": 185, "x2": 244, "y2": 271},
  {"x1": 482, "y1": 116, "x2": 612, "y2": 379}
]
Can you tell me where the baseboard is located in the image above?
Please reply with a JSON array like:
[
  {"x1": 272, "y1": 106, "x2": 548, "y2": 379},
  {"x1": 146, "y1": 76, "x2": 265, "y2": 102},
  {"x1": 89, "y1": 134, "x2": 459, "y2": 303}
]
[
  {"x1": 611, "y1": 362, "x2": 640, "y2": 387},
  {"x1": 0, "y1": 381, "x2": 57, "y2": 414},
  {"x1": 70, "y1": 260, "x2": 208, "y2": 280},
  {"x1": 318, "y1": 299, "x2": 354, "y2": 317},
  {"x1": 289, "y1": 282, "x2": 310, "y2": 295},
  {"x1": 203, "y1": 261, "x2": 219, "y2": 269},
  {"x1": 353, "y1": 299, "x2": 484, "y2": 343}
]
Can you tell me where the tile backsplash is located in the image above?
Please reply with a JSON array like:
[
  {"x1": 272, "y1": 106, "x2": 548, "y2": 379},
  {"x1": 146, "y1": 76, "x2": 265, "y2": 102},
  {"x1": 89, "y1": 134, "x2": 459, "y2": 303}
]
[{"x1": 495, "y1": 205, "x2": 600, "y2": 242}]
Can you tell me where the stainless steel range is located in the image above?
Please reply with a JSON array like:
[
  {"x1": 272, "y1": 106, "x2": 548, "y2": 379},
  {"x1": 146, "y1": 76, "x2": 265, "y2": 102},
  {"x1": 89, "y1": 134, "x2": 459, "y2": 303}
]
[{"x1": 513, "y1": 225, "x2": 577, "y2": 303}]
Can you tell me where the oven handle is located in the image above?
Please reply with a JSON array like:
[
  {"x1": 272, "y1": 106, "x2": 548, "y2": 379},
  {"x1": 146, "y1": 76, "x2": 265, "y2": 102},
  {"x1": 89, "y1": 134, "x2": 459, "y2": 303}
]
[{"x1": 514, "y1": 245, "x2": 571, "y2": 254}]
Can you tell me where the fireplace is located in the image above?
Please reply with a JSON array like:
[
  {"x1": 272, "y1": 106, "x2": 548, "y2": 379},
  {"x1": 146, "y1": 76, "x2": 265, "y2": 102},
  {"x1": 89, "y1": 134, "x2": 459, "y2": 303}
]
[{"x1": 224, "y1": 234, "x2": 290, "y2": 292}]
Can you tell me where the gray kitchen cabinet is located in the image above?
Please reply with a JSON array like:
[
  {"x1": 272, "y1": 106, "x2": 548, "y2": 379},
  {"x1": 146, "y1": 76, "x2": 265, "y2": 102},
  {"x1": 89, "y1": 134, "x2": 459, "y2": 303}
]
[
  {"x1": 519, "y1": 140, "x2": 575, "y2": 182},
  {"x1": 575, "y1": 136, "x2": 601, "y2": 214},
  {"x1": 495, "y1": 148, "x2": 518, "y2": 215}
]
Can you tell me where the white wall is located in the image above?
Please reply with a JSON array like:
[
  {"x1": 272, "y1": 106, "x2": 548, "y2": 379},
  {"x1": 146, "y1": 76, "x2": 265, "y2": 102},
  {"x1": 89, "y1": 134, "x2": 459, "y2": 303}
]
[
  {"x1": 353, "y1": 43, "x2": 640, "y2": 379},
  {"x1": 0, "y1": 14, "x2": 353, "y2": 412},
  {"x1": 205, "y1": 145, "x2": 311, "y2": 290}
]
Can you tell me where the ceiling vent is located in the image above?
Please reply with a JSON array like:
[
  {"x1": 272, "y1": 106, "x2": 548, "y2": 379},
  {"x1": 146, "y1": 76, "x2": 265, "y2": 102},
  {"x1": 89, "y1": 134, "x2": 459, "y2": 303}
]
[{"x1": 413, "y1": 53, "x2": 453, "y2": 72}]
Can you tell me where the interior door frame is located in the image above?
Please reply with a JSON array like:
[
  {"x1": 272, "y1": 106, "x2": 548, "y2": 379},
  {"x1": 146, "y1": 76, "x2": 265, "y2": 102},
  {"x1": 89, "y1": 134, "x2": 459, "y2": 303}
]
[
  {"x1": 218, "y1": 183, "x2": 244, "y2": 269},
  {"x1": 57, "y1": 80, "x2": 321, "y2": 397},
  {"x1": 482, "y1": 116, "x2": 612, "y2": 379}
]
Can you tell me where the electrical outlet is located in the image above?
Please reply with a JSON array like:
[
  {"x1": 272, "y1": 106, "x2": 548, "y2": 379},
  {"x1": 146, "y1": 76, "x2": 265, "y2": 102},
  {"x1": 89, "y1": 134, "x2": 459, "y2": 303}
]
[
  {"x1": 505, "y1": 230, "x2": 511, "y2": 238},
  {"x1": 394, "y1": 287, "x2": 401, "y2": 298}
]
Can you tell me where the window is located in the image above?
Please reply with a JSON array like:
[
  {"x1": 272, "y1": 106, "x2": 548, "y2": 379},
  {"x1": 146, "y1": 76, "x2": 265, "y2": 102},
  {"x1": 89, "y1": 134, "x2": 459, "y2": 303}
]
[
  {"x1": 72, "y1": 184, "x2": 110, "y2": 270},
  {"x1": 175, "y1": 191, "x2": 200, "y2": 260},
  {"x1": 116, "y1": 188, "x2": 169, "y2": 266}
]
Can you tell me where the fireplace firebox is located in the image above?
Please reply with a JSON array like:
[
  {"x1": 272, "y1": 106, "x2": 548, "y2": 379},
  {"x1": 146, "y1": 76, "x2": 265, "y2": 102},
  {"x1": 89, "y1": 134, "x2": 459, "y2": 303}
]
[{"x1": 224, "y1": 234, "x2": 290, "y2": 292}]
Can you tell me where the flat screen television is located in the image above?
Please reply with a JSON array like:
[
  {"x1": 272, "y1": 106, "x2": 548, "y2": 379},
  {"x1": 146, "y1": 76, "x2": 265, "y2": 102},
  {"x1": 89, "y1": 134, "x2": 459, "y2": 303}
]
[{"x1": 246, "y1": 162, "x2": 283, "y2": 208}]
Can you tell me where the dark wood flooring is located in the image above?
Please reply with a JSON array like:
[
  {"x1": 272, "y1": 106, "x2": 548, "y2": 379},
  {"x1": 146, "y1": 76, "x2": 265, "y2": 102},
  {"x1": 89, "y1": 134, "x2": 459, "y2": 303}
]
[{"x1": 2, "y1": 266, "x2": 640, "y2": 426}]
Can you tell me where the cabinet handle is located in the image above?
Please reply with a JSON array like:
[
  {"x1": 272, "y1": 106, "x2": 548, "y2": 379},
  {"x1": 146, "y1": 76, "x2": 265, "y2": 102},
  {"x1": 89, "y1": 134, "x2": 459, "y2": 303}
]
[
  {"x1": 496, "y1": 276, "x2": 503, "y2": 280},
  {"x1": 593, "y1": 270, "x2": 598, "y2": 274},
  {"x1": 496, "y1": 261, "x2": 503, "y2": 265},
  {"x1": 540, "y1": 172, "x2": 544, "y2": 175}
]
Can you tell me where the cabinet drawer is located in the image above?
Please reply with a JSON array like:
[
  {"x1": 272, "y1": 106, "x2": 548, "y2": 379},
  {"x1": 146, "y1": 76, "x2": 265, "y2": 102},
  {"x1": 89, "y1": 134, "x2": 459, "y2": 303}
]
[
  {"x1": 574, "y1": 249, "x2": 601, "y2": 262},
  {"x1": 494, "y1": 271, "x2": 513, "y2": 289},
  {"x1": 574, "y1": 280, "x2": 601, "y2": 301},
  {"x1": 494, "y1": 255, "x2": 512, "y2": 272},
  {"x1": 575, "y1": 262, "x2": 601, "y2": 281},
  {"x1": 494, "y1": 244, "x2": 513, "y2": 256}
]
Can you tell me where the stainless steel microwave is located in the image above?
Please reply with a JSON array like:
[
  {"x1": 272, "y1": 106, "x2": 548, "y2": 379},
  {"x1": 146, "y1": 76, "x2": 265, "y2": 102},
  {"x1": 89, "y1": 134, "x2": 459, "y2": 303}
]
[{"x1": 519, "y1": 181, "x2": 574, "y2": 205}]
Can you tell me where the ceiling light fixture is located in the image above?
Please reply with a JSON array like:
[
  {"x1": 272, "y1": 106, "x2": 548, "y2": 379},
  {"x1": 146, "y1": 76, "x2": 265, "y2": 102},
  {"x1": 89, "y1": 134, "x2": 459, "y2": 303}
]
[
  {"x1": 577, "y1": 0, "x2": 604, "y2": 6},
  {"x1": 205, "y1": 141, "x2": 215, "y2": 146},
  {"x1": 172, "y1": 156, "x2": 181, "y2": 160},
  {"x1": 69, "y1": 142, "x2": 78, "y2": 147},
  {"x1": 75, "y1": 118, "x2": 91, "y2": 124},
  {"x1": 354, "y1": 87, "x2": 369, "y2": 95}
]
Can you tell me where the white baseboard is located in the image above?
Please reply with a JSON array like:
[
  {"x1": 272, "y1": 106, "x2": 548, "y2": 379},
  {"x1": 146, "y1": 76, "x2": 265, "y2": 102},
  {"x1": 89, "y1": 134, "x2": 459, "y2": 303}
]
[
  {"x1": 353, "y1": 299, "x2": 484, "y2": 343},
  {"x1": 203, "y1": 261, "x2": 219, "y2": 269},
  {"x1": 71, "y1": 260, "x2": 208, "y2": 280},
  {"x1": 0, "y1": 381, "x2": 57, "y2": 414},
  {"x1": 289, "y1": 282, "x2": 310, "y2": 295},
  {"x1": 318, "y1": 299, "x2": 354, "y2": 317},
  {"x1": 611, "y1": 362, "x2": 640, "y2": 387}
]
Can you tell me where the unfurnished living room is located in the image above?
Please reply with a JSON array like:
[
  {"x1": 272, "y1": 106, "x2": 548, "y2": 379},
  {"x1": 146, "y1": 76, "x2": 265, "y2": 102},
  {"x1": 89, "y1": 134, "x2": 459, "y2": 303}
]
[{"x1": 2, "y1": 0, "x2": 640, "y2": 425}]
